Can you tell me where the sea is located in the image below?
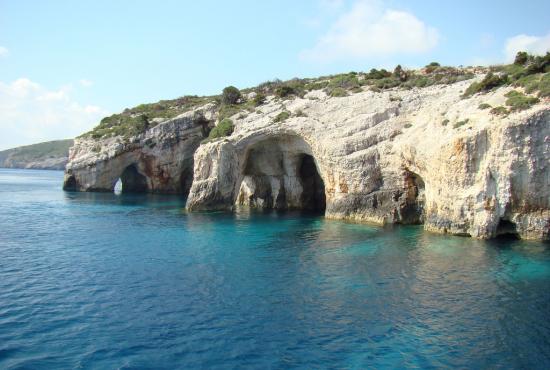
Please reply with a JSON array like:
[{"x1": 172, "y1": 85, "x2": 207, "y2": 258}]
[{"x1": 0, "y1": 168, "x2": 549, "y2": 369}]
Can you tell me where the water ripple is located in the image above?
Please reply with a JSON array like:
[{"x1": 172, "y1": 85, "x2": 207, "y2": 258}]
[{"x1": 0, "y1": 169, "x2": 550, "y2": 369}]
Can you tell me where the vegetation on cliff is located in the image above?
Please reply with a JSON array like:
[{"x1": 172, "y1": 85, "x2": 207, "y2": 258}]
[
  {"x1": 206, "y1": 118, "x2": 234, "y2": 141},
  {"x1": 85, "y1": 95, "x2": 214, "y2": 139},
  {"x1": 81, "y1": 52, "x2": 548, "y2": 142},
  {"x1": 463, "y1": 52, "x2": 550, "y2": 98}
]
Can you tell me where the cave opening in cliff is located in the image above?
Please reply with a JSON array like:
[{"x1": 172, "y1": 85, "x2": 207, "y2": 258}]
[
  {"x1": 399, "y1": 170, "x2": 426, "y2": 224},
  {"x1": 117, "y1": 164, "x2": 148, "y2": 193},
  {"x1": 495, "y1": 218, "x2": 520, "y2": 239},
  {"x1": 237, "y1": 135, "x2": 326, "y2": 214},
  {"x1": 179, "y1": 161, "x2": 194, "y2": 199},
  {"x1": 298, "y1": 154, "x2": 326, "y2": 213},
  {"x1": 64, "y1": 175, "x2": 77, "y2": 191}
]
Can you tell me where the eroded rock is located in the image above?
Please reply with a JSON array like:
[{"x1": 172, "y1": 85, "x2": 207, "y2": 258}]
[
  {"x1": 186, "y1": 82, "x2": 549, "y2": 240},
  {"x1": 65, "y1": 80, "x2": 550, "y2": 240},
  {"x1": 64, "y1": 109, "x2": 211, "y2": 195}
]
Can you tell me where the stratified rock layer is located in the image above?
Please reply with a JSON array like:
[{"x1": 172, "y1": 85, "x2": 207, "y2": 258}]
[
  {"x1": 186, "y1": 81, "x2": 549, "y2": 240},
  {"x1": 65, "y1": 80, "x2": 550, "y2": 240},
  {"x1": 64, "y1": 109, "x2": 212, "y2": 194}
]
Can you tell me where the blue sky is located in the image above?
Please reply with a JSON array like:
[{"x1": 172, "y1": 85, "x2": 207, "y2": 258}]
[{"x1": 0, "y1": 0, "x2": 549, "y2": 149}]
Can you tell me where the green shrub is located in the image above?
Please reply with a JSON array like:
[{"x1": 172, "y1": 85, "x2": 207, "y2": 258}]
[
  {"x1": 514, "y1": 51, "x2": 529, "y2": 66},
  {"x1": 478, "y1": 103, "x2": 492, "y2": 110},
  {"x1": 373, "y1": 77, "x2": 401, "y2": 89},
  {"x1": 273, "y1": 79, "x2": 307, "y2": 99},
  {"x1": 365, "y1": 68, "x2": 392, "y2": 80},
  {"x1": 514, "y1": 73, "x2": 543, "y2": 93},
  {"x1": 525, "y1": 52, "x2": 550, "y2": 74},
  {"x1": 275, "y1": 85, "x2": 296, "y2": 98},
  {"x1": 463, "y1": 72, "x2": 508, "y2": 97},
  {"x1": 330, "y1": 87, "x2": 348, "y2": 97},
  {"x1": 305, "y1": 81, "x2": 329, "y2": 91},
  {"x1": 222, "y1": 86, "x2": 241, "y2": 105},
  {"x1": 504, "y1": 90, "x2": 540, "y2": 111},
  {"x1": 490, "y1": 106, "x2": 508, "y2": 116},
  {"x1": 494, "y1": 63, "x2": 528, "y2": 81},
  {"x1": 538, "y1": 73, "x2": 550, "y2": 97},
  {"x1": 425, "y1": 62, "x2": 441, "y2": 74},
  {"x1": 208, "y1": 118, "x2": 234, "y2": 139},
  {"x1": 257, "y1": 79, "x2": 282, "y2": 94},
  {"x1": 404, "y1": 76, "x2": 432, "y2": 88},
  {"x1": 273, "y1": 111, "x2": 290, "y2": 123},
  {"x1": 252, "y1": 93, "x2": 266, "y2": 106},
  {"x1": 441, "y1": 119, "x2": 450, "y2": 126},
  {"x1": 329, "y1": 74, "x2": 360, "y2": 89},
  {"x1": 393, "y1": 65, "x2": 408, "y2": 81},
  {"x1": 404, "y1": 123, "x2": 412, "y2": 128},
  {"x1": 453, "y1": 119, "x2": 469, "y2": 128}
]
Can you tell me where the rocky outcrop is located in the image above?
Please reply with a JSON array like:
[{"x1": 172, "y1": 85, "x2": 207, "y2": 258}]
[
  {"x1": 186, "y1": 81, "x2": 549, "y2": 240},
  {"x1": 65, "y1": 80, "x2": 550, "y2": 240},
  {"x1": 64, "y1": 108, "x2": 213, "y2": 194}
]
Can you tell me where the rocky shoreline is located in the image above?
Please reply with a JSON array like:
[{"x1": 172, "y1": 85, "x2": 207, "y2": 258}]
[{"x1": 64, "y1": 78, "x2": 550, "y2": 241}]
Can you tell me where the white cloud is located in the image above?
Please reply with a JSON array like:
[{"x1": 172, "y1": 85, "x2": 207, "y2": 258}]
[
  {"x1": 300, "y1": 0, "x2": 439, "y2": 62},
  {"x1": 0, "y1": 78, "x2": 108, "y2": 150},
  {"x1": 79, "y1": 79, "x2": 94, "y2": 87},
  {"x1": 505, "y1": 33, "x2": 550, "y2": 62},
  {"x1": 0, "y1": 46, "x2": 8, "y2": 58}
]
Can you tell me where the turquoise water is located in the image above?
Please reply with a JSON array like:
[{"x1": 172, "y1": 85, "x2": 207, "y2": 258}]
[{"x1": 0, "y1": 169, "x2": 549, "y2": 369}]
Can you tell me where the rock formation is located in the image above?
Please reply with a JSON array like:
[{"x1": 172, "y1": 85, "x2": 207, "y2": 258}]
[
  {"x1": 64, "y1": 109, "x2": 212, "y2": 194},
  {"x1": 64, "y1": 79, "x2": 550, "y2": 241}
]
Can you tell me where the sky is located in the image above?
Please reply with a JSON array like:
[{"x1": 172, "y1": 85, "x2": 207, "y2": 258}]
[{"x1": 0, "y1": 0, "x2": 549, "y2": 150}]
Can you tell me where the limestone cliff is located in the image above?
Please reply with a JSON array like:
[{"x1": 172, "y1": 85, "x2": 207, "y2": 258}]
[
  {"x1": 64, "y1": 78, "x2": 549, "y2": 241},
  {"x1": 64, "y1": 109, "x2": 213, "y2": 194}
]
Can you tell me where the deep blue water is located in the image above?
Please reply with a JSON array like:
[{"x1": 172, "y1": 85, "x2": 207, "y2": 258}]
[{"x1": 0, "y1": 169, "x2": 549, "y2": 369}]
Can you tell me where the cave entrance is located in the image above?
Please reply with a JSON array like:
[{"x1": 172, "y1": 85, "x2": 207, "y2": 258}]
[
  {"x1": 179, "y1": 162, "x2": 194, "y2": 199},
  {"x1": 63, "y1": 175, "x2": 77, "y2": 191},
  {"x1": 495, "y1": 218, "x2": 519, "y2": 239},
  {"x1": 115, "y1": 164, "x2": 148, "y2": 193},
  {"x1": 399, "y1": 170, "x2": 425, "y2": 224},
  {"x1": 237, "y1": 136, "x2": 326, "y2": 214},
  {"x1": 299, "y1": 154, "x2": 326, "y2": 213}
]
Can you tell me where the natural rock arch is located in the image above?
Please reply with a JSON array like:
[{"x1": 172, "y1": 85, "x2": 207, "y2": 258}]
[
  {"x1": 115, "y1": 164, "x2": 149, "y2": 193},
  {"x1": 235, "y1": 135, "x2": 326, "y2": 213}
]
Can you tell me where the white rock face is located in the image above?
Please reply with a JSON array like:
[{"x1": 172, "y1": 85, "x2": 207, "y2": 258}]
[
  {"x1": 64, "y1": 108, "x2": 213, "y2": 194},
  {"x1": 65, "y1": 79, "x2": 549, "y2": 240},
  {"x1": 186, "y1": 81, "x2": 549, "y2": 240}
]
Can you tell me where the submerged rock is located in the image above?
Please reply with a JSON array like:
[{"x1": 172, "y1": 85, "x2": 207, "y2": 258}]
[{"x1": 65, "y1": 80, "x2": 550, "y2": 240}]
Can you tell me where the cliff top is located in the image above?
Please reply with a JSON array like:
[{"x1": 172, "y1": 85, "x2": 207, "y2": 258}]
[{"x1": 80, "y1": 52, "x2": 549, "y2": 142}]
